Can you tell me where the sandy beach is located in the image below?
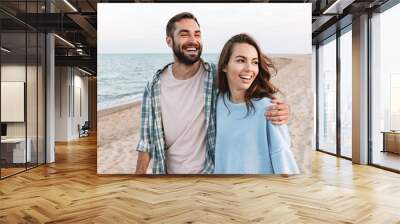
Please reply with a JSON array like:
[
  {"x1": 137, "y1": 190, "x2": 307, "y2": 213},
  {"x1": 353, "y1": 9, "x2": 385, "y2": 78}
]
[
  {"x1": 97, "y1": 101, "x2": 145, "y2": 174},
  {"x1": 97, "y1": 55, "x2": 313, "y2": 174}
]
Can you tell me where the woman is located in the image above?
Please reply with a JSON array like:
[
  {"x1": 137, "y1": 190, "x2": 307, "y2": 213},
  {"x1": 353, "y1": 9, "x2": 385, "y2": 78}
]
[{"x1": 214, "y1": 33, "x2": 299, "y2": 174}]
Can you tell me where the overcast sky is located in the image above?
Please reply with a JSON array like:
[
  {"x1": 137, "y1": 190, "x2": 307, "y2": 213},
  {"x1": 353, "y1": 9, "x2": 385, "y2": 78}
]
[{"x1": 98, "y1": 3, "x2": 311, "y2": 54}]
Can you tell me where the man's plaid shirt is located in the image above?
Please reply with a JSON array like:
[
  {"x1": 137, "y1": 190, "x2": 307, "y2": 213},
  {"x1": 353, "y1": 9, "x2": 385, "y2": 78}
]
[{"x1": 136, "y1": 61, "x2": 217, "y2": 174}]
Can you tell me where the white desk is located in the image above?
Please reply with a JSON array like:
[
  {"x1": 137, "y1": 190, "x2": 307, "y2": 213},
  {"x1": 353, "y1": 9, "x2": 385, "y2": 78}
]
[
  {"x1": 382, "y1": 131, "x2": 400, "y2": 154},
  {"x1": 1, "y1": 138, "x2": 31, "y2": 163}
]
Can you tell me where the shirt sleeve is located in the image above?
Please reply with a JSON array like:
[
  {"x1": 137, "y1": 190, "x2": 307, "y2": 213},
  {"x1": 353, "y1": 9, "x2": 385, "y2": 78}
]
[
  {"x1": 267, "y1": 122, "x2": 300, "y2": 175},
  {"x1": 136, "y1": 83, "x2": 152, "y2": 153}
]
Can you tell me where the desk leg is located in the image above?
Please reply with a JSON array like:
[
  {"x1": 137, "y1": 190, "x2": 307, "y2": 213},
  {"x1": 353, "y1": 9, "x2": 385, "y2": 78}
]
[{"x1": 382, "y1": 133, "x2": 386, "y2": 152}]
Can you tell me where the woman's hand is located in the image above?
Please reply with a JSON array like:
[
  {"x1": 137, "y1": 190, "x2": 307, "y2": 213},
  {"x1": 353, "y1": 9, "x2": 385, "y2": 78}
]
[{"x1": 265, "y1": 97, "x2": 290, "y2": 125}]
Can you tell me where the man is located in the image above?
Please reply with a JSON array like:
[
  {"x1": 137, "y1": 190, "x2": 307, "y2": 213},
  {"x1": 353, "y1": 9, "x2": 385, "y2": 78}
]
[{"x1": 135, "y1": 12, "x2": 289, "y2": 174}]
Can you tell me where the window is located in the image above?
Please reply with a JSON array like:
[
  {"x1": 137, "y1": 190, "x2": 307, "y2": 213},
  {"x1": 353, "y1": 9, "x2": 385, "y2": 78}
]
[
  {"x1": 317, "y1": 36, "x2": 337, "y2": 155},
  {"x1": 340, "y1": 28, "x2": 352, "y2": 158},
  {"x1": 371, "y1": 2, "x2": 400, "y2": 171}
]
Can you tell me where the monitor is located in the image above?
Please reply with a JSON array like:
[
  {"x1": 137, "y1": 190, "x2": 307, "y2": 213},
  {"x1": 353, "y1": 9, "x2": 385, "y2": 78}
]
[{"x1": 1, "y1": 123, "x2": 7, "y2": 137}]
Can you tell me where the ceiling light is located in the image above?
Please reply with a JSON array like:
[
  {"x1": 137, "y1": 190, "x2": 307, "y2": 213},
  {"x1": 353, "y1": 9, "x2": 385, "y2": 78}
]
[
  {"x1": 322, "y1": 0, "x2": 354, "y2": 15},
  {"x1": 63, "y1": 0, "x2": 78, "y2": 12},
  {"x1": 1, "y1": 47, "x2": 11, "y2": 53},
  {"x1": 78, "y1": 67, "x2": 92, "y2": 76},
  {"x1": 54, "y1": 34, "x2": 75, "y2": 48}
]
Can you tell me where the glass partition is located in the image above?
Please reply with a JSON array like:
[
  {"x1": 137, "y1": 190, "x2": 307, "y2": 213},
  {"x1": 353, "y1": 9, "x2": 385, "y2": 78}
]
[
  {"x1": 317, "y1": 36, "x2": 337, "y2": 155},
  {"x1": 27, "y1": 30, "x2": 38, "y2": 169},
  {"x1": 0, "y1": 1, "x2": 46, "y2": 179},
  {"x1": 1, "y1": 31, "x2": 28, "y2": 177},
  {"x1": 339, "y1": 28, "x2": 352, "y2": 158},
  {"x1": 38, "y1": 32, "x2": 45, "y2": 165},
  {"x1": 26, "y1": 0, "x2": 42, "y2": 169}
]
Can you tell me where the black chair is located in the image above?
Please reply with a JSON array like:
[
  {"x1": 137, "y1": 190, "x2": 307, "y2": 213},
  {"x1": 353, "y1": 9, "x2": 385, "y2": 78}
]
[{"x1": 79, "y1": 121, "x2": 90, "y2": 138}]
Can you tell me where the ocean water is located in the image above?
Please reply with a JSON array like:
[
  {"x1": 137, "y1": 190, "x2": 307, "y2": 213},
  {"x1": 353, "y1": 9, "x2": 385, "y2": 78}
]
[{"x1": 98, "y1": 53, "x2": 219, "y2": 110}]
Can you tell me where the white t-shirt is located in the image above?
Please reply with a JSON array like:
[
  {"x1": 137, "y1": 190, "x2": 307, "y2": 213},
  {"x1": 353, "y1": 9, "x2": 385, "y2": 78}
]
[{"x1": 160, "y1": 64, "x2": 207, "y2": 174}]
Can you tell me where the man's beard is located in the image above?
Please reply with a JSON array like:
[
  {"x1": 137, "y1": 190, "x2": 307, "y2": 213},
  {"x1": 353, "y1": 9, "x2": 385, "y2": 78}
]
[{"x1": 172, "y1": 39, "x2": 202, "y2": 65}]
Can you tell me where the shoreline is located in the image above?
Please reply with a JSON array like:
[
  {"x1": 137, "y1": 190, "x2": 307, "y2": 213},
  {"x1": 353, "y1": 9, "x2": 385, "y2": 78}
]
[
  {"x1": 97, "y1": 99, "x2": 141, "y2": 117},
  {"x1": 97, "y1": 54, "x2": 313, "y2": 174},
  {"x1": 96, "y1": 54, "x2": 311, "y2": 118}
]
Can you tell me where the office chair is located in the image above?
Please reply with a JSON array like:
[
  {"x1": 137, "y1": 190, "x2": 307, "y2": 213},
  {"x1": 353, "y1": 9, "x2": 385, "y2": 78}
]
[{"x1": 79, "y1": 121, "x2": 90, "y2": 138}]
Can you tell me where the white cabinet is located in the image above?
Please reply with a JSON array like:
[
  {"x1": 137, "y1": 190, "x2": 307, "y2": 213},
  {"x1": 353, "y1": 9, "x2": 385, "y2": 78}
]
[{"x1": 1, "y1": 138, "x2": 32, "y2": 163}]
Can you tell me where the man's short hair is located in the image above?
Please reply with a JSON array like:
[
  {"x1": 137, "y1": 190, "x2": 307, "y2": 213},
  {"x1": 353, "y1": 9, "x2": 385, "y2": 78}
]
[{"x1": 166, "y1": 12, "x2": 200, "y2": 37}]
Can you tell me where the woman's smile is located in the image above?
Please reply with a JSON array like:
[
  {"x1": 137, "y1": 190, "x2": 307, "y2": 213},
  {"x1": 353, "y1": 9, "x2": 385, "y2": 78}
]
[{"x1": 224, "y1": 43, "x2": 259, "y2": 93}]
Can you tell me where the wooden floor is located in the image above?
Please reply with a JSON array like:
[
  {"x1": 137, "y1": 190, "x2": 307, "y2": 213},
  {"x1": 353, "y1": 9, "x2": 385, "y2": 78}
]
[
  {"x1": 1, "y1": 163, "x2": 45, "y2": 178},
  {"x1": 0, "y1": 167, "x2": 26, "y2": 178},
  {"x1": 372, "y1": 150, "x2": 400, "y2": 171},
  {"x1": 1, "y1": 135, "x2": 400, "y2": 223}
]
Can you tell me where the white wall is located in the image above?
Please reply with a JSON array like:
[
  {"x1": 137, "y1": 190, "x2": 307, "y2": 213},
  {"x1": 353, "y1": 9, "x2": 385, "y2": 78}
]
[
  {"x1": 55, "y1": 66, "x2": 89, "y2": 141},
  {"x1": 55, "y1": 66, "x2": 70, "y2": 141},
  {"x1": 1, "y1": 65, "x2": 33, "y2": 138}
]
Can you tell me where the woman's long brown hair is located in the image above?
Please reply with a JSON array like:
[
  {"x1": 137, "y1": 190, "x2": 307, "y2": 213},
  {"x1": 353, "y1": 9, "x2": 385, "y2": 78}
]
[{"x1": 216, "y1": 33, "x2": 279, "y2": 115}]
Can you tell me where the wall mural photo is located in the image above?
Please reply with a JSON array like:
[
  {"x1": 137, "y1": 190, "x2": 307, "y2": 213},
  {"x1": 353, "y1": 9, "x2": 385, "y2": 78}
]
[{"x1": 97, "y1": 3, "x2": 313, "y2": 175}]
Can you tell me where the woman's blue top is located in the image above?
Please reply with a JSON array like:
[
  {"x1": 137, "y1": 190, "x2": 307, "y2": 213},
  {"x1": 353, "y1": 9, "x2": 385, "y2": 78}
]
[{"x1": 214, "y1": 94, "x2": 300, "y2": 174}]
